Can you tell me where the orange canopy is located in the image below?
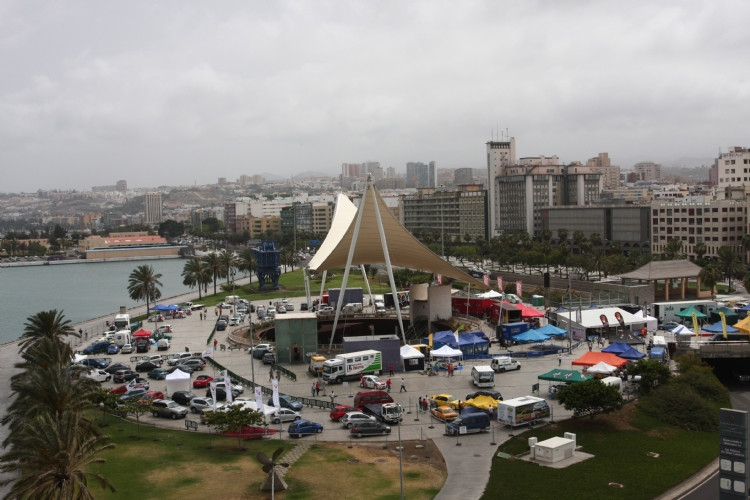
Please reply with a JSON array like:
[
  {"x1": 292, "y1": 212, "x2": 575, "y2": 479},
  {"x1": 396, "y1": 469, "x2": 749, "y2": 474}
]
[{"x1": 571, "y1": 351, "x2": 628, "y2": 368}]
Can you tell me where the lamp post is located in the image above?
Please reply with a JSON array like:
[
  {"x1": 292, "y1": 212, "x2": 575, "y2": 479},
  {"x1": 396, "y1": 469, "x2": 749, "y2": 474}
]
[{"x1": 439, "y1": 185, "x2": 445, "y2": 259}]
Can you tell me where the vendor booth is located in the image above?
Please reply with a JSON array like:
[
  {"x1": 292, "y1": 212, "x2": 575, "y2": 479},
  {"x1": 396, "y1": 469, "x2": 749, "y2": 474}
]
[{"x1": 400, "y1": 344, "x2": 425, "y2": 372}]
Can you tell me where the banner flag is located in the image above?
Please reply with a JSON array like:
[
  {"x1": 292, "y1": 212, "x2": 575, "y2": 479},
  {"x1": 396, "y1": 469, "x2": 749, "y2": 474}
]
[
  {"x1": 437, "y1": 274, "x2": 442, "y2": 286},
  {"x1": 483, "y1": 274, "x2": 490, "y2": 287},
  {"x1": 516, "y1": 281, "x2": 523, "y2": 297},
  {"x1": 692, "y1": 312, "x2": 700, "y2": 338},
  {"x1": 255, "y1": 386, "x2": 264, "y2": 410},
  {"x1": 209, "y1": 382, "x2": 217, "y2": 410},
  {"x1": 272, "y1": 378, "x2": 280, "y2": 408},
  {"x1": 497, "y1": 277, "x2": 503, "y2": 292},
  {"x1": 720, "y1": 311, "x2": 728, "y2": 339},
  {"x1": 223, "y1": 370, "x2": 233, "y2": 404},
  {"x1": 201, "y1": 346, "x2": 214, "y2": 358}
]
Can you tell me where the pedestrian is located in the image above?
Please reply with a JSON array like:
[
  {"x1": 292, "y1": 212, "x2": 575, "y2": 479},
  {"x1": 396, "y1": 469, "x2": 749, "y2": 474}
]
[
  {"x1": 199, "y1": 312, "x2": 203, "y2": 320},
  {"x1": 78, "y1": 328, "x2": 83, "y2": 337},
  {"x1": 588, "y1": 341, "x2": 592, "y2": 352},
  {"x1": 558, "y1": 353, "x2": 562, "y2": 366},
  {"x1": 399, "y1": 377, "x2": 406, "y2": 392},
  {"x1": 315, "y1": 381, "x2": 320, "y2": 396},
  {"x1": 269, "y1": 367, "x2": 274, "y2": 381},
  {"x1": 330, "y1": 390, "x2": 335, "y2": 404},
  {"x1": 386, "y1": 378, "x2": 391, "y2": 393},
  {"x1": 418, "y1": 396, "x2": 423, "y2": 410},
  {"x1": 276, "y1": 369, "x2": 281, "y2": 380},
  {"x1": 389, "y1": 364, "x2": 394, "y2": 376},
  {"x1": 213, "y1": 338, "x2": 218, "y2": 350},
  {"x1": 311, "y1": 383, "x2": 316, "y2": 398},
  {"x1": 422, "y1": 398, "x2": 428, "y2": 412}
]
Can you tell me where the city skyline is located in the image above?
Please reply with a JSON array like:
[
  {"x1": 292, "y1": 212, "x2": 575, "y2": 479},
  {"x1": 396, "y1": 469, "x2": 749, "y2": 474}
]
[{"x1": 1, "y1": 1, "x2": 748, "y2": 193}]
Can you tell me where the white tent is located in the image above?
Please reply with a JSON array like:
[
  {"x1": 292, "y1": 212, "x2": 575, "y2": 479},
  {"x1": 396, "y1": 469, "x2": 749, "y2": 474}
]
[
  {"x1": 430, "y1": 345, "x2": 463, "y2": 359},
  {"x1": 585, "y1": 361, "x2": 617, "y2": 375},
  {"x1": 671, "y1": 324, "x2": 693, "y2": 335},
  {"x1": 400, "y1": 344, "x2": 425, "y2": 372},
  {"x1": 633, "y1": 310, "x2": 658, "y2": 332},
  {"x1": 165, "y1": 368, "x2": 190, "y2": 395},
  {"x1": 476, "y1": 290, "x2": 502, "y2": 298}
]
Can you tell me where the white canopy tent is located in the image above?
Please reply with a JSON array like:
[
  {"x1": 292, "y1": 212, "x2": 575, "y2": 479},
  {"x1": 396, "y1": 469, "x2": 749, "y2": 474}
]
[
  {"x1": 585, "y1": 361, "x2": 618, "y2": 375},
  {"x1": 430, "y1": 345, "x2": 463, "y2": 359},
  {"x1": 400, "y1": 344, "x2": 425, "y2": 372},
  {"x1": 476, "y1": 290, "x2": 502, "y2": 298},
  {"x1": 633, "y1": 310, "x2": 658, "y2": 332},
  {"x1": 165, "y1": 368, "x2": 190, "y2": 395},
  {"x1": 308, "y1": 177, "x2": 487, "y2": 350}
]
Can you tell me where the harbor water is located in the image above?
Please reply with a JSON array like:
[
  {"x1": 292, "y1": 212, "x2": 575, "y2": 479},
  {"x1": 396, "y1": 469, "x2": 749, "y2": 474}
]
[{"x1": 0, "y1": 259, "x2": 196, "y2": 345}]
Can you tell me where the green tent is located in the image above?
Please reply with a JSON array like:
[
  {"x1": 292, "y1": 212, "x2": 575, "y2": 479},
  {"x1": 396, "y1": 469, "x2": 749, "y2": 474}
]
[
  {"x1": 675, "y1": 305, "x2": 707, "y2": 319},
  {"x1": 710, "y1": 307, "x2": 740, "y2": 325},
  {"x1": 538, "y1": 369, "x2": 592, "y2": 384}
]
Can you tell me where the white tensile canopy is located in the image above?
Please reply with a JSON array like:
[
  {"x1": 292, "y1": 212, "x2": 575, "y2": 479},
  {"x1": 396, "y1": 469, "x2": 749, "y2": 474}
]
[
  {"x1": 430, "y1": 345, "x2": 463, "y2": 359},
  {"x1": 308, "y1": 177, "x2": 487, "y2": 349},
  {"x1": 165, "y1": 368, "x2": 190, "y2": 395}
]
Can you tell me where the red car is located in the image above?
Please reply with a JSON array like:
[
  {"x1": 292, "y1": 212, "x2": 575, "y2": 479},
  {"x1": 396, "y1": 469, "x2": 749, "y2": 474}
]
[
  {"x1": 109, "y1": 385, "x2": 129, "y2": 394},
  {"x1": 139, "y1": 391, "x2": 166, "y2": 404},
  {"x1": 193, "y1": 375, "x2": 214, "y2": 388},
  {"x1": 329, "y1": 404, "x2": 358, "y2": 422}
]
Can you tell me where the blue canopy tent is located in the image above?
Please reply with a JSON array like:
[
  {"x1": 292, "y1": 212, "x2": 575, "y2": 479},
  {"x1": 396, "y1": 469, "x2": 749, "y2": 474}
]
[
  {"x1": 151, "y1": 304, "x2": 179, "y2": 312},
  {"x1": 535, "y1": 324, "x2": 568, "y2": 338},
  {"x1": 602, "y1": 342, "x2": 646, "y2": 360},
  {"x1": 456, "y1": 332, "x2": 490, "y2": 356},
  {"x1": 513, "y1": 329, "x2": 551, "y2": 344},
  {"x1": 702, "y1": 321, "x2": 739, "y2": 334}
]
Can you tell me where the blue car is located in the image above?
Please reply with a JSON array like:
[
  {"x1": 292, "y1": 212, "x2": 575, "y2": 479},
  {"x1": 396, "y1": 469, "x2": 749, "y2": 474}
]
[
  {"x1": 80, "y1": 358, "x2": 110, "y2": 369},
  {"x1": 82, "y1": 340, "x2": 110, "y2": 355},
  {"x1": 107, "y1": 344, "x2": 120, "y2": 355},
  {"x1": 148, "y1": 368, "x2": 169, "y2": 380},
  {"x1": 267, "y1": 395, "x2": 303, "y2": 411},
  {"x1": 288, "y1": 419, "x2": 323, "y2": 438}
]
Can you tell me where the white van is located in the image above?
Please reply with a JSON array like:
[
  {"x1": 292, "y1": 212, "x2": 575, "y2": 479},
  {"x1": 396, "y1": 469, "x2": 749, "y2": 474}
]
[
  {"x1": 490, "y1": 356, "x2": 522, "y2": 373},
  {"x1": 342, "y1": 303, "x2": 363, "y2": 314},
  {"x1": 471, "y1": 366, "x2": 495, "y2": 388}
]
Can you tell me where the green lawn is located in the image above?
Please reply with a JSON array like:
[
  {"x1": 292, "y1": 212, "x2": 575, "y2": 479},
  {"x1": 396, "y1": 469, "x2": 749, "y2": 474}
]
[{"x1": 481, "y1": 407, "x2": 718, "y2": 500}]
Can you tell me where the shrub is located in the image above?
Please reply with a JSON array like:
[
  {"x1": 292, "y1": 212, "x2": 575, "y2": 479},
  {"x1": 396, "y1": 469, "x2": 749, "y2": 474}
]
[{"x1": 639, "y1": 383, "x2": 719, "y2": 431}]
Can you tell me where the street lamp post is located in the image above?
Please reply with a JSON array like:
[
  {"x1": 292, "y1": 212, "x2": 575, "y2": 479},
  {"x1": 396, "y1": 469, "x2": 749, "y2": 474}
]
[{"x1": 439, "y1": 185, "x2": 445, "y2": 259}]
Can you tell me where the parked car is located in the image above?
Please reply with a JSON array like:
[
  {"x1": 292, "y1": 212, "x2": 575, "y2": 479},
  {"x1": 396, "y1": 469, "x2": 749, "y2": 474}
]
[
  {"x1": 316, "y1": 307, "x2": 335, "y2": 318},
  {"x1": 139, "y1": 391, "x2": 165, "y2": 405},
  {"x1": 107, "y1": 344, "x2": 120, "y2": 355},
  {"x1": 277, "y1": 305, "x2": 286, "y2": 314},
  {"x1": 271, "y1": 408, "x2": 301, "y2": 424},
  {"x1": 350, "y1": 421, "x2": 391, "y2": 437},
  {"x1": 360, "y1": 375, "x2": 386, "y2": 390},
  {"x1": 135, "y1": 360, "x2": 162, "y2": 373},
  {"x1": 465, "y1": 390, "x2": 503, "y2": 402},
  {"x1": 120, "y1": 344, "x2": 134, "y2": 354},
  {"x1": 288, "y1": 419, "x2": 323, "y2": 438},
  {"x1": 658, "y1": 321, "x2": 681, "y2": 331},
  {"x1": 330, "y1": 404, "x2": 358, "y2": 422},
  {"x1": 340, "y1": 412, "x2": 376, "y2": 429},
  {"x1": 431, "y1": 405, "x2": 458, "y2": 422},
  {"x1": 208, "y1": 387, "x2": 241, "y2": 401},
  {"x1": 267, "y1": 395, "x2": 302, "y2": 411},
  {"x1": 216, "y1": 380, "x2": 244, "y2": 394},
  {"x1": 216, "y1": 320, "x2": 227, "y2": 331},
  {"x1": 113, "y1": 369, "x2": 139, "y2": 383},
  {"x1": 189, "y1": 397, "x2": 214, "y2": 414},
  {"x1": 120, "y1": 388, "x2": 149, "y2": 402},
  {"x1": 157, "y1": 324, "x2": 173, "y2": 334},
  {"x1": 171, "y1": 390, "x2": 197, "y2": 406},
  {"x1": 192, "y1": 375, "x2": 214, "y2": 388},
  {"x1": 249, "y1": 343, "x2": 274, "y2": 359},
  {"x1": 148, "y1": 368, "x2": 170, "y2": 380},
  {"x1": 429, "y1": 394, "x2": 454, "y2": 407},
  {"x1": 262, "y1": 352, "x2": 276, "y2": 365},
  {"x1": 151, "y1": 399, "x2": 188, "y2": 419},
  {"x1": 103, "y1": 362, "x2": 130, "y2": 374},
  {"x1": 81, "y1": 358, "x2": 110, "y2": 370},
  {"x1": 82, "y1": 340, "x2": 110, "y2": 355},
  {"x1": 172, "y1": 364, "x2": 196, "y2": 375},
  {"x1": 179, "y1": 358, "x2": 205, "y2": 371},
  {"x1": 85, "y1": 369, "x2": 111, "y2": 383}
]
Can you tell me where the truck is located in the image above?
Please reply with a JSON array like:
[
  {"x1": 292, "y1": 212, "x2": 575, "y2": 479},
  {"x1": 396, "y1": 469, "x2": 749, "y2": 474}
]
[
  {"x1": 327, "y1": 287, "x2": 364, "y2": 309},
  {"x1": 183, "y1": 302, "x2": 205, "y2": 311},
  {"x1": 363, "y1": 402, "x2": 403, "y2": 424},
  {"x1": 113, "y1": 307, "x2": 131, "y2": 332},
  {"x1": 113, "y1": 330, "x2": 131, "y2": 347},
  {"x1": 308, "y1": 354, "x2": 327, "y2": 375},
  {"x1": 651, "y1": 299, "x2": 718, "y2": 323},
  {"x1": 322, "y1": 349, "x2": 382, "y2": 384},
  {"x1": 497, "y1": 396, "x2": 551, "y2": 428}
]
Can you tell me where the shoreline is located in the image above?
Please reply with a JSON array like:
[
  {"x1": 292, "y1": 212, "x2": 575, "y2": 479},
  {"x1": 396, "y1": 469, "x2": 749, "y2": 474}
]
[{"x1": 0, "y1": 254, "x2": 184, "y2": 268}]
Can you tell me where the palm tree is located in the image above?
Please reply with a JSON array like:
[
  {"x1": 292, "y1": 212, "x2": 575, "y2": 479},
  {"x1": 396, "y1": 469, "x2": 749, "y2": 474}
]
[
  {"x1": 694, "y1": 242, "x2": 708, "y2": 264},
  {"x1": 742, "y1": 234, "x2": 750, "y2": 265},
  {"x1": 127, "y1": 265, "x2": 163, "y2": 314},
  {"x1": 237, "y1": 248, "x2": 256, "y2": 285},
  {"x1": 202, "y1": 252, "x2": 224, "y2": 295},
  {"x1": 18, "y1": 309, "x2": 76, "y2": 354},
  {"x1": 557, "y1": 228, "x2": 569, "y2": 246},
  {"x1": 699, "y1": 264, "x2": 722, "y2": 299},
  {"x1": 182, "y1": 258, "x2": 211, "y2": 299},
  {"x1": 219, "y1": 249, "x2": 238, "y2": 285},
  {"x1": 717, "y1": 245, "x2": 743, "y2": 292},
  {"x1": 0, "y1": 412, "x2": 115, "y2": 499},
  {"x1": 572, "y1": 230, "x2": 586, "y2": 255}
]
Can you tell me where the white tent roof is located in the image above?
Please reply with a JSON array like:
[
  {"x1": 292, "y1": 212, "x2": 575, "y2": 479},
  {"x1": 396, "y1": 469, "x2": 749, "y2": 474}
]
[
  {"x1": 476, "y1": 290, "x2": 502, "y2": 298},
  {"x1": 308, "y1": 180, "x2": 486, "y2": 287},
  {"x1": 165, "y1": 368, "x2": 190, "y2": 381},
  {"x1": 556, "y1": 307, "x2": 646, "y2": 329},
  {"x1": 586, "y1": 361, "x2": 617, "y2": 374},
  {"x1": 671, "y1": 324, "x2": 693, "y2": 335},
  {"x1": 400, "y1": 344, "x2": 425, "y2": 359},
  {"x1": 430, "y1": 345, "x2": 463, "y2": 358}
]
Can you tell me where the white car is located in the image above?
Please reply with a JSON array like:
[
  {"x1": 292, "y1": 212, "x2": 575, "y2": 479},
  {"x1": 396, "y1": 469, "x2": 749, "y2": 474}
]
[
  {"x1": 215, "y1": 380, "x2": 244, "y2": 394},
  {"x1": 267, "y1": 306, "x2": 277, "y2": 317},
  {"x1": 85, "y1": 369, "x2": 111, "y2": 382},
  {"x1": 120, "y1": 344, "x2": 134, "y2": 354},
  {"x1": 341, "y1": 412, "x2": 376, "y2": 429},
  {"x1": 360, "y1": 375, "x2": 386, "y2": 390},
  {"x1": 271, "y1": 408, "x2": 301, "y2": 424}
]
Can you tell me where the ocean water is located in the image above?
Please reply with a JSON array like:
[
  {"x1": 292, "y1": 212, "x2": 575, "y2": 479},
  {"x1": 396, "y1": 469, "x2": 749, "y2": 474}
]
[{"x1": 0, "y1": 259, "x2": 194, "y2": 345}]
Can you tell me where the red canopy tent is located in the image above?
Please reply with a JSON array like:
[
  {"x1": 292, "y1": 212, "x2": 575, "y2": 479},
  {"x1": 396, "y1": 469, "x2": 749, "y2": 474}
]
[
  {"x1": 132, "y1": 329, "x2": 152, "y2": 339},
  {"x1": 517, "y1": 303, "x2": 545, "y2": 318},
  {"x1": 571, "y1": 351, "x2": 628, "y2": 368}
]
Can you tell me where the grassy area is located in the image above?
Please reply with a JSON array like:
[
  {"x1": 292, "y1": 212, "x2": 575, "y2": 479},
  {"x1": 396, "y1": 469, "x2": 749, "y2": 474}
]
[
  {"x1": 89, "y1": 418, "x2": 445, "y2": 500},
  {"x1": 481, "y1": 404, "x2": 718, "y2": 500}
]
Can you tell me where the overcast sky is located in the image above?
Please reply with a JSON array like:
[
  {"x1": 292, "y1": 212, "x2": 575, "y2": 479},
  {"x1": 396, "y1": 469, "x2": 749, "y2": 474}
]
[{"x1": 1, "y1": 1, "x2": 748, "y2": 193}]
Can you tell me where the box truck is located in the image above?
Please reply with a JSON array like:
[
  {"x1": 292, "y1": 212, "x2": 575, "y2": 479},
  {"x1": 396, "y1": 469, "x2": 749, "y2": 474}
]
[
  {"x1": 113, "y1": 307, "x2": 131, "y2": 332},
  {"x1": 497, "y1": 396, "x2": 550, "y2": 427},
  {"x1": 322, "y1": 349, "x2": 382, "y2": 384}
]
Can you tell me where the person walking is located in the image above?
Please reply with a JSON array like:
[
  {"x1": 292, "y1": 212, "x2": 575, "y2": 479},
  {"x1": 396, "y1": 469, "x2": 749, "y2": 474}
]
[
  {"x1": 399, "y1": 377, "x2": 406, "y2": 392},
  {"x1": 558, "y1": 353, "x2": 562, "y2": 366},
  {"x1": 329, "y1": 390, "x2": 336, "y2": 405},
  {"x1": 311, "y1": 383, "x2": 316, "y2": 398},
  {"x1": 389, "y1": 364, "x2": 394, "y2": 376},
  {"x1": 213, "y1": 338, "x2": 218, "y2": 351},
  {"x1": 269, "y1": 367, "x2": 274, "y2": 382},
  {"x1": 315, "y1": 381, "x2": 321, "y2": 396},
  {"x1": 386, "y1": 378, "x2": 391, "y2": 393}
]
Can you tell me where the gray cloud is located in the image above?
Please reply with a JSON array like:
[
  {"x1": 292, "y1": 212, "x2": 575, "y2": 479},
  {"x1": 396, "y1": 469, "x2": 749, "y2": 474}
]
[{"x1": 1, "y1": 0, "x2": 748, "y2": 192}]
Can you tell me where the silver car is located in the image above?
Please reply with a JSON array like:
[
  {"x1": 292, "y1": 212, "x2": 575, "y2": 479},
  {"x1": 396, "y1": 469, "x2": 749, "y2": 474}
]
[
  {"x1": 189, "y1": 397, "x2": 215, "y2": 414},
  {"x1": 340, "y1": 411, "x2": 376, "y2": 429},
  {"x1": 271, "y1": 408, "x2": 301, "y2": 424},
  {"x1": 151, "y1": 399, "x2": 188, "y2": 419}
]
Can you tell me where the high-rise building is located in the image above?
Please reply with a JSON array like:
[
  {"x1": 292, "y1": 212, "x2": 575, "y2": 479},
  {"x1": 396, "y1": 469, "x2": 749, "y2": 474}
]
[
  {"x1": 486, "y1": 137, "x2": 516, "y2": 236},
  {"x1": 454, "y1": 168, "x2": 473, "y2": 186},
  {"x1": 401, "y1": 185, "x2": 488, "y2": 244},
  {"x1": 144, "y1": 192, "x2": 163, "y2": 225},
  {"x1": 715, "y1": 146, "x2": 750, "y2": 192},
  {"x1": 586, "y1": 153, "x2": 620, "y2": 189},
  {"x1": 405, "y1": 162, "x2": 434, "y2": 188},
  {"x1": 116, "y1": 180, "x2": 127, "y2": 193},
  {"x1": 632, "y1": 161, "x2": 661, "y2": 182},
  {"x1": 224, "y1": 201, "x2": 248, "y2": 234}
]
